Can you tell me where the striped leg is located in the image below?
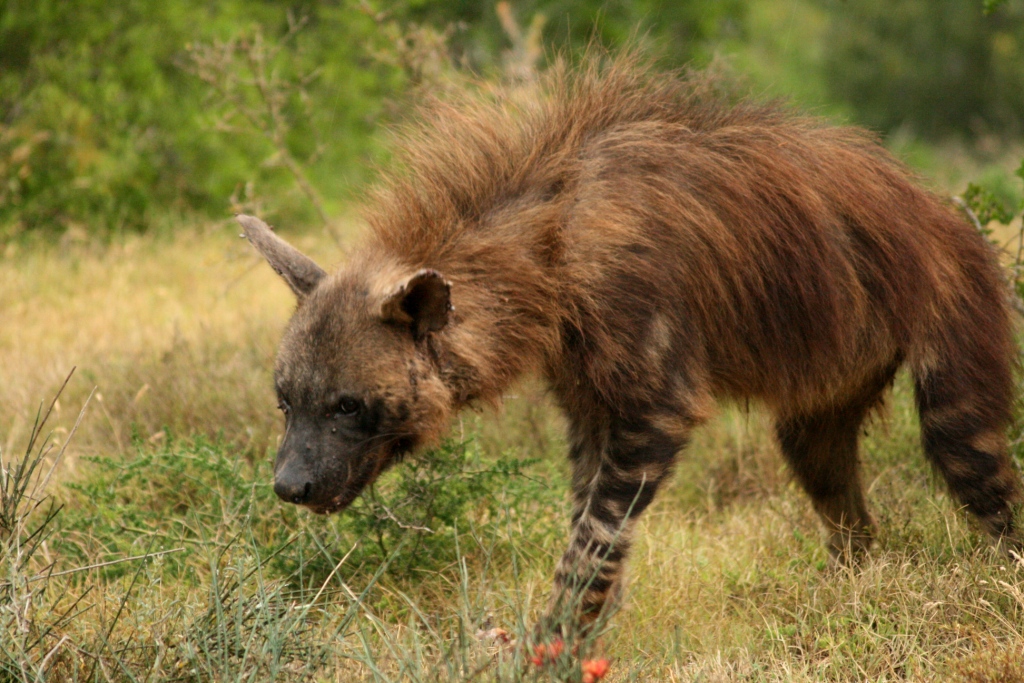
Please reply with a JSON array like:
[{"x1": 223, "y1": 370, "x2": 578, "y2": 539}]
[{"x1": 548, "y1": 412, "x2": 686, "y2": 630}]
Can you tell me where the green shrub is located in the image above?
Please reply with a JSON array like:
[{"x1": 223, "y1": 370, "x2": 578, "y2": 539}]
[{"x1": 57, "y1": 432, "x2": 564, "y2": 587}]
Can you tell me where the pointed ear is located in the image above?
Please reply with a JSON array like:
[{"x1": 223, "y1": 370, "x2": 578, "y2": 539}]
[
  {"x1": 236, "y1": 214, "x2": 326, "y2": 298},
  {"x1": 380, "y1": 269, "x2": 453, "y2": 341}
]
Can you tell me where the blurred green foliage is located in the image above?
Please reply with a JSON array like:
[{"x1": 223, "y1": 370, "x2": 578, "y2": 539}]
[
  {"x1": 2, "y1": 0, "x2": 1024, "y2": 238},
  {"x1": 403, "y1": 0, "x2": 745, "y2": 67},
  {"x1": 0, "y1": 0, "x2": 746, "y2": 238},
  {"x1": 819, "y1": 0, "x2": 1024, "y2": 138},
  {"x1": 0, "y1": 0, "x2": 396, "y2": 237}
]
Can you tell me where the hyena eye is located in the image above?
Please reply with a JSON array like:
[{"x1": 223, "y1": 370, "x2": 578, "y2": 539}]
[
  {"x1": 277, "y1": 398, "x2": 290, "y2": 414},
  {"x1": 333, "y1": 396, "x2": 361, "y2": 418}
]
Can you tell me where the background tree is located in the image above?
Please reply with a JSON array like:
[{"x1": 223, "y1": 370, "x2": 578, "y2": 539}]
[{"x1": 818, "y1": 0, "x2": 1024, "y2": 138}]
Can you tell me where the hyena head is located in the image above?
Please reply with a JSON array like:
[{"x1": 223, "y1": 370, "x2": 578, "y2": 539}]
[{"x1": 239, "y1": 215, "x2": 455, "y2": 514}]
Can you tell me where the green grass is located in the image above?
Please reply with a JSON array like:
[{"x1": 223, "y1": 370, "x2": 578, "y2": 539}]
[{"x1": 3, "y1": 224, "x2": 1024, "y2": 681}]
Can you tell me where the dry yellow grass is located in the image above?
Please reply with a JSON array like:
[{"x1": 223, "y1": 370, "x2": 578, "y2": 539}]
[{"x1": 0, "y1": 220, "x2": 350, "y2": 470}]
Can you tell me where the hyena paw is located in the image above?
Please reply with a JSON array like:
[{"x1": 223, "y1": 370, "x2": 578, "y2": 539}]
[{"x1": 826, "y1": 527, "x2": 874, "y2": 567}]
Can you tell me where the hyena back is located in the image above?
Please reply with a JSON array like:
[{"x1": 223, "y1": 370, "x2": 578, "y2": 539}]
[{"x1": 240, "y1": 54, "x2": 1021, "y2": 629}]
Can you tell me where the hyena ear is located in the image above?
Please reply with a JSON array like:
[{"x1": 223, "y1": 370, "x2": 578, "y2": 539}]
[
  {"x1": 236, "y1": 214, "x2": 326, "y2": 298},
  {"x1": 380, "y1": 269, "x2": 452, "y2": 341}
]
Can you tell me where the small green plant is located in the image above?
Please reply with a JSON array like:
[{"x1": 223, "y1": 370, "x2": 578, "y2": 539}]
[
  {"x1": 0, "y1": 386, "x2": 568, "y2": 681},
  {"x1": 960, "y1": 159, "x2": 1024, "y2": 297},
  {"x1": 60, "y1": 432, "x2": 280, "y2": 581},
  {"x1": 963, "y1": 180, "x2": 1019, "y2": 229}
]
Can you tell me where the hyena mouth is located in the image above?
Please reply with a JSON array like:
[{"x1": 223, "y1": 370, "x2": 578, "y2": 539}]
[
  {"x1": 307, "y1": 450, "x2": 393, "y2": 515},
  {"x1": 308, "y1": 490, "x2": 359, "y2": 516}
]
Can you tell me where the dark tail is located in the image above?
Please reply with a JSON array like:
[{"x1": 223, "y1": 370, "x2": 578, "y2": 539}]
[{"x1": 913, "y1": 295, "x2": 1021, "y2": 546}]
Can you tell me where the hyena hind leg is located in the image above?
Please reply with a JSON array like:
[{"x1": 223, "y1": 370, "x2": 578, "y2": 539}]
[
  {"x1": 914, "y1": 366, "x2": 1023, "y2": 551},
  {"x1": 774, "y1": 399, "x2": 879, "y2": 562}
]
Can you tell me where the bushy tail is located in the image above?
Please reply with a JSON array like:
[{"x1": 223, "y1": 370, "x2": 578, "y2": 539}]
[{"x1": 913, "y1": 302, "x2": 1021, "y2": 546}]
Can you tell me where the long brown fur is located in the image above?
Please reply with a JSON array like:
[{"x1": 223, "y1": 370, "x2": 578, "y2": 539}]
[{"x1": 241, "y1": 52, "x2": 1021, "y2": 631}]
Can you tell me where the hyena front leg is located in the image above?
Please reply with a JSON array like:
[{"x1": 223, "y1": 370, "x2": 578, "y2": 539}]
[
  {"x1": 548, "y1": 412, "x2": 688, "y2": 630},
  {"x1": 773, "y1": 364, "x2": 898, "y2": 561},
  {"x1": 775, "y1": 404, "x2": 876, "y2": 560}
]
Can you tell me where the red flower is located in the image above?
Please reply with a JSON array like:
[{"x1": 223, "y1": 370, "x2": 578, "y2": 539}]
[
  {"x1": 581, "y1": 658, "x2": 611, "y2": 682},
  {"x1": 529, "y1": 638, "x2": 566, "y2": 667}
]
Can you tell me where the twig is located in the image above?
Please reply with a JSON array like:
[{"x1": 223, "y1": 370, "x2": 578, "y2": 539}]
[
  {"x1": 21, "y1": 368, "x2": 76, "y2": 460},
  {"x1": 376, "y1": 503, "x2": 434, "y2": 534},
  {"x1": 952, "y1": 195, "x2": 985, "y2": 233},
  {"x1": 244, "y1": 23, "x2": 330, "y2": 228},
  {"x1": 186, "y1": 16, "x2": 340, "y2": 244},
  {"x1": 39, "y1": 635, "x2": 69, "y2": 679},
  {"x1": 33, "y1": 386, "x2": 95, "y2": 502},
  {"x1": 306, "y1": 541, "x2": 360, "y2": 608}
]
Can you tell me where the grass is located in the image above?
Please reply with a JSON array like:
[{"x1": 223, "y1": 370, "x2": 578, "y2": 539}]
[{"x1": 3, "y1": 219, "x2": 1024, "y2": 681}]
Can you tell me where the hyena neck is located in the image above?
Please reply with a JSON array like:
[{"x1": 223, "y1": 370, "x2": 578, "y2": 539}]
[
  {"x1": 368, "y1": 220, "x2": 565, "y2": 411},
  {"x1": 440, "y1": 241, "x2": 563, "y2": 409}
]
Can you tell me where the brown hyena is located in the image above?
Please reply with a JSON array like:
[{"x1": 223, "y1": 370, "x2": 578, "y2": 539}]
[{"x1": 240, "y1": 54, "x2": 1021, "y2": 630}]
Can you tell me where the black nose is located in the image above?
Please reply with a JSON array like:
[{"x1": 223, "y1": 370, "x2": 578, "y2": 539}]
[{"x1": 274, "y1": 474, "x2": 312, "y2": 505}]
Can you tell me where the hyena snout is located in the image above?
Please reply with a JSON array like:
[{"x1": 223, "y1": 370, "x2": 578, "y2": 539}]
[
  {"x1": 273, "y1": 419, "x2": 387, "y2": 514},
  {"x1": 273, "y1": 453, "x2": 314, "y2": 505},
  {"x1": 273, "y1": 424, "x2": 353, "y2": 510},
  {"x1": 274, "y1": 446, "x2": 357, "y2": 512}
]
